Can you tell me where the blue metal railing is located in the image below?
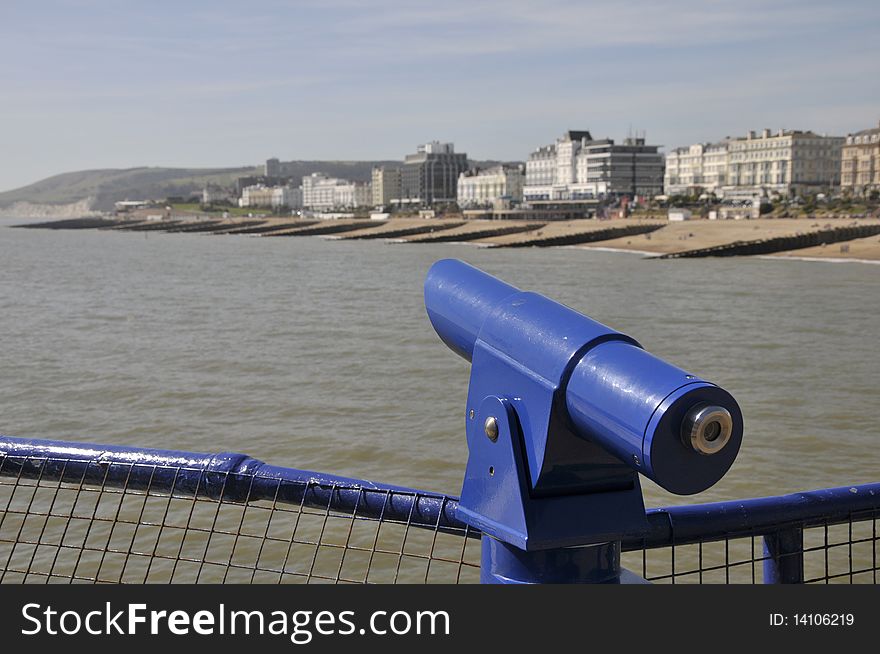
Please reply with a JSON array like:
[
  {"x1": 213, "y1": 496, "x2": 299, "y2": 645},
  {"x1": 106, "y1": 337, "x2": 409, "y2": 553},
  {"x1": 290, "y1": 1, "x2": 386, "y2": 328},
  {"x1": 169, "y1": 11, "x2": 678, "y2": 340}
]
[
  {"x1": 0, "y1": 437, "x2": 459, "y2": 531},
  {"x1": 1, "y1": 435, "x2": 877, "y2": 584}
]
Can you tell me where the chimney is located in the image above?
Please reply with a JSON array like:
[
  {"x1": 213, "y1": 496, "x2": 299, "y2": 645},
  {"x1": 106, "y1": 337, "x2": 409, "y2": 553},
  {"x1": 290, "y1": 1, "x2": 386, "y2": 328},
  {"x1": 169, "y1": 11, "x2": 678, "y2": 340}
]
[
  {"x1": 748, "y1": 130, "x2": 756, "y2": 139},
  {"x1": 762, "y1": 128, "x2": 770, "y2": 138}
]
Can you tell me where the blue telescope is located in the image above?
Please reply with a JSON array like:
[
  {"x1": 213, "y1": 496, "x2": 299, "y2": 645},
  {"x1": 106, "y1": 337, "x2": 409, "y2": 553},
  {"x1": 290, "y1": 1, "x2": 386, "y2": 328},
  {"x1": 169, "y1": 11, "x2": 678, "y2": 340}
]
[{"x1": 425, "y1": 259, "x2": 743, "y2": 551}]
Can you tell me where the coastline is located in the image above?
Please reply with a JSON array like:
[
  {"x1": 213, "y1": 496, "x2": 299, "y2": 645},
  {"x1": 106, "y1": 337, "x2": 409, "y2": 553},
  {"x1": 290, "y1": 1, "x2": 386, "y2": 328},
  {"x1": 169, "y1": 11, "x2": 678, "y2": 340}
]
[{"x1": 7, "y1": 213, "x2": 880, "y2": 263}]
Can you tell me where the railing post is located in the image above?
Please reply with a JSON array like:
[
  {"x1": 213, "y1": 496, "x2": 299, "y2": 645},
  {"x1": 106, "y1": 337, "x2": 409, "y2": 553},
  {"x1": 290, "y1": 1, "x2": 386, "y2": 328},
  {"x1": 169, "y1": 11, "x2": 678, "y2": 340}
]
[
  {"x1": 480, "y1": 536, "x2": 624, "y2": 584},
  {"x1": 763, "y1": 528, "x2": 804, "y2": 584}
]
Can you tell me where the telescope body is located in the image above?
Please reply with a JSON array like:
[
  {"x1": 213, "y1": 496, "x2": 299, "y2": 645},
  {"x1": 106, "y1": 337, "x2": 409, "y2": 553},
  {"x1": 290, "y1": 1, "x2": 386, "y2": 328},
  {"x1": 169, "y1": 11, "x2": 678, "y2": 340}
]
[{"x1": 425, "y1": 259, "x2": 743, "y2": 499}]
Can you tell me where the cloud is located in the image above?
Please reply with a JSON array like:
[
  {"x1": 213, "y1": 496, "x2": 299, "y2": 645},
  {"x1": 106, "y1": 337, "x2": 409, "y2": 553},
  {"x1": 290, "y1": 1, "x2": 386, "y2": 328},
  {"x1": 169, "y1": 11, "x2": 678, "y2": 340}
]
[{"x1": 0, "y1": 0, "x2": 878, "y2": 190}]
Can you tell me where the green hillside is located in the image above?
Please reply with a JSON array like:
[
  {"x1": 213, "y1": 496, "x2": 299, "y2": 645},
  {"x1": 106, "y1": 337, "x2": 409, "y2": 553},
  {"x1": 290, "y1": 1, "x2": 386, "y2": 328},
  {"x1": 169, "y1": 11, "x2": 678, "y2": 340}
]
[
  {"x1": 0, "y1": 160, "x2": 512, "y2": 212},
  {"x1": 0, "y1": 167, "x2": 262, "y2": 212}
]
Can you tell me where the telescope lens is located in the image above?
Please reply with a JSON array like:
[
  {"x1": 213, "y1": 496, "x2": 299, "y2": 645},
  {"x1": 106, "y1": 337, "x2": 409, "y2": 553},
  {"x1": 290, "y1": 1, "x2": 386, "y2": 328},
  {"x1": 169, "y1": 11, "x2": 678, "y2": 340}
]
[
  {"x1": 704, "y1": 421, "x2": 722, "y2": 442},
  {"x1": 681, "y1": 404, "x2": 733, "y2": 456}
]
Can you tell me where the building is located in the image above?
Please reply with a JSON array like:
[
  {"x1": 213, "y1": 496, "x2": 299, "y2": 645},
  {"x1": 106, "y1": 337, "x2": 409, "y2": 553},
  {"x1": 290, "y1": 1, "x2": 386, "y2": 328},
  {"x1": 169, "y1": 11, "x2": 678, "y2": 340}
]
[
  {"x1": 841, "y1": 121, "x2": 880, "y2": 195},
  {"x1": 264, "y1": 158, "x2": 301, "y2": 180},
  {"x1": 725, "y1": 129, "x2": 843, "y2": 198},
  {"x1": 114, "y1": 200, "x2": 150, "y2": 212},
  {"x1": 577, "y1": 137, "x2": 664, "y2": 198},
  {"x1": 524, "y1": 130, "x2": 664, "y2": 202},
  {"x1": 717, "y1": 200, "x2": 761, "y2": 220},
  {"x1": 668, "y1": 208, "x2": 693, "y2": 221},
  {"x1": 371, "y1": 166, "x2": 401, "y2": 207},
  {"x1": 457, "y1": 165, "x2": 524, "y2": 208},
  {"x1": 664, "y1": 142, "x2": 729, "y2": 196},
  {"x1": 301, "y1": 173, "x2": 371, "y2": 211},
  {"x1": 275, "y1": 186, "x2": 303, "y2": 210},
  {"x1": 202, "y1": 185, "x2": 233, "y2": 205},
  {"x1": 239, "y1": 185, "x2": 303, "y2": 210},
  {"x1": 399, "y1": 142, "x2": 468, "y2": 206}
]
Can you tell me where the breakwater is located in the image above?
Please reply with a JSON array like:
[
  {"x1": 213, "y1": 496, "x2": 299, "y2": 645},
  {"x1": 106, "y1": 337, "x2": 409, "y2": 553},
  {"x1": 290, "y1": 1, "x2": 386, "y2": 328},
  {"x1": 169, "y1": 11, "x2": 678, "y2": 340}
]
[
  {"x1": 339, "y1": 221, "x2": 465, "y2": 240},
  {"x1": 262, "y1": 221, "x2": 383, "y2": 237},
  {"x1": 497, "y1": 223, "x2": 663, "y2": 248},
  {"x1": 402, "y1": 222, "x2": 542, "y2": 243},
  {"x1": 113, "y1": 220, "x2": 186, "y2": 231},
  {"x1": 11, "y1": 217, "x2": 120, "y2": 230},
  {"x1": 215, "y1": 221, "x2": 315, "y2": 235}
]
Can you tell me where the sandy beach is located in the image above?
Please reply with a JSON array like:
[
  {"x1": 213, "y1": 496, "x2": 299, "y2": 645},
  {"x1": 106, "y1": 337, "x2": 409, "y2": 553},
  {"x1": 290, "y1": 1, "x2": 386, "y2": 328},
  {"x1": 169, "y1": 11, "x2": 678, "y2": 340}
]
[{"x1": 577, "y1": 217, "x2": 880, "y2": 259}]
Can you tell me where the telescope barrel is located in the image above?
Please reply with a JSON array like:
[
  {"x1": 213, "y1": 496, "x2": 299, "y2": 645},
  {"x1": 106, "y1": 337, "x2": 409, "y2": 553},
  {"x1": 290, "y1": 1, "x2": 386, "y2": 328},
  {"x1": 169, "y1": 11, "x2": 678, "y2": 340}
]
[
  {"x1": 424, "y1": 258, "x2": 520, "y2": 361},
  {"x1": 425, "y1": 259, "x2": 743, "y2": 496},
  {"x1": 565, "y1": 340, "x2": 741, "y2": 494}
]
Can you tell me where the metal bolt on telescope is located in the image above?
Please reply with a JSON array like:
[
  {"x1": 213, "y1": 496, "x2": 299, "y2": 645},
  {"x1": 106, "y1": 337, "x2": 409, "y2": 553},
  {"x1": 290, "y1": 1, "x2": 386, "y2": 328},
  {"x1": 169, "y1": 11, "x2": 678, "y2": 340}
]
[{"x1": 424, "y1": 259, "x2": 744, "y2": 583}]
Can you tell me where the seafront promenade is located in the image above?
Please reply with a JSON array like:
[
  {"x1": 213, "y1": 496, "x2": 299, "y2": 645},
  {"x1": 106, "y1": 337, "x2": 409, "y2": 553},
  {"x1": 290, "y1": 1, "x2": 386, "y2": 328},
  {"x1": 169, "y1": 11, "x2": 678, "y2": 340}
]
[{"x1": 12, "y1": 214, "x2": 880, "y2": 261}]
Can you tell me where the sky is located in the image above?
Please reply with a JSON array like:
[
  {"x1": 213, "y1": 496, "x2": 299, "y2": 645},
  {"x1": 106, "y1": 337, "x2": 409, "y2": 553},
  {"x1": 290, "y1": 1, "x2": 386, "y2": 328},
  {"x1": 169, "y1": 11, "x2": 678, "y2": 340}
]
[{"x1": 1, "y1": 0, "x2": 879, "y2": 192}]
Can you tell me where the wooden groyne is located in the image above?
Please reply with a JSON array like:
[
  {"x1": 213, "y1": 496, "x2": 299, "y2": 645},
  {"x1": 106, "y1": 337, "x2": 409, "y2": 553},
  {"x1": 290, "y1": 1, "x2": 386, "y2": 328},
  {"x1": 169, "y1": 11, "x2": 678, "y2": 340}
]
[
  {"x1": 403, "y1": 222, "x2": 543, "y2": 244},
  {"x1": 262, "y1": 220, "x2": 382, "y2": 237},
  {"x1": 201, "y1": 220, "x2": 270, "y2": 234},
  {"x1": 214, "y1": 220, "x2": 320, "y2": 236},
  {"x1": 114, "y1": 220, "x2": 186, "y2": 231},
  {"x1": 339, "y1": 222, "x2": 465, "y2": 240},
  {"x1": 11, "y1": 217, "x2": 125, "y2": 229},
  {"x1": 497, "y1": 223, "x2": 663, "y2": 248},
  {"x1": 658, "y1": 224, "x2": 880, "y2": 259},
  {"x1": 165, "y1": 221, "x2": 226, "y2": 233}
]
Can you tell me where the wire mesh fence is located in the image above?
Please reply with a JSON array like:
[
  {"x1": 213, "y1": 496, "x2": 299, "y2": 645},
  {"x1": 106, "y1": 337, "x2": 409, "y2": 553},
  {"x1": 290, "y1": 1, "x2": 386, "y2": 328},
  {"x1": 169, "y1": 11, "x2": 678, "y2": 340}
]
[
  {"x1": 0, "y1": 455, "x2": 481, "y2": 584},
  {"x1": 621, "y1": 513, "x2": 878, "y2": 584},
  {"x1": 1, "y1": 445, "x2": 878, "y2": 584}
]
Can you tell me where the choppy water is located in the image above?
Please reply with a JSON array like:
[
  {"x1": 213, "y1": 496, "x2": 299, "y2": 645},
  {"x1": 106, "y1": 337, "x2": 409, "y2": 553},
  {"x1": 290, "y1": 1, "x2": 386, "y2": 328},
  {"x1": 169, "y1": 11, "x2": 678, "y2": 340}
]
[{"x1": 1, "y1": 215, "x2": 878, "y2": 510}]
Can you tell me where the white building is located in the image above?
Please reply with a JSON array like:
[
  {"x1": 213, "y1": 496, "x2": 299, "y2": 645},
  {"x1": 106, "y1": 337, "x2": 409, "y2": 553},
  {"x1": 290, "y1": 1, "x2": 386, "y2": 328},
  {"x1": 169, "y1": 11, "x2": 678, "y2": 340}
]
[
  {"x1": 666, "y1": 129, "x2": 844, "y2": 199},
  {"x1": 202, "y1": 185, "x2": 233, "y2": 205},
  {"x1": 524, "y1": 130, "x2": 664, "y2": 201},
  {"x1": 664, "y1": 143, "x2": 730, "y2": 196},
  {"x1": 239, "y1": 185, "x2": 303, "y2": 210},
  {"x1": 273, "y1": 186, "x2": 303, "y2": 210},
  {"x1": 302, "y1": 173, "x2": 371, "y2": 211},
  {"x1": 840, "y1": 121, "x2": 880, "y2": 195},
  {"x1": 725, "y1": 129, "x2": 843, "y2": 198},
  {"x1": 457, "y1": 165, "x2": 524, "y2": 208}
]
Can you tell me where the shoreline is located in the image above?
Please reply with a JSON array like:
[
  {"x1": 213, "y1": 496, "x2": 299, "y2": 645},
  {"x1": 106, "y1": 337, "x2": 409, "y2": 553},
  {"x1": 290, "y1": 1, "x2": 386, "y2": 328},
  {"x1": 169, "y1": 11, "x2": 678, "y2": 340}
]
[
  {"x1": 759, "y1": 255, "x2": 880, "y2": 266},
  {"x1": 577, "y1": 245, "x2": 658, "y2": 256},
  {"x1": 7, "y1": 213, "x2": 880, "y2": 263}
]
